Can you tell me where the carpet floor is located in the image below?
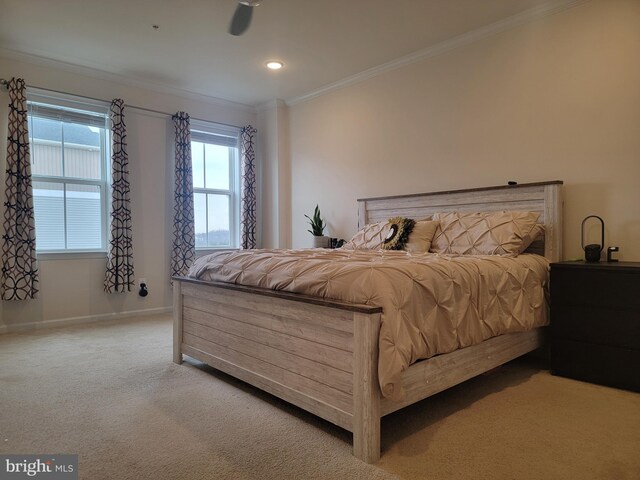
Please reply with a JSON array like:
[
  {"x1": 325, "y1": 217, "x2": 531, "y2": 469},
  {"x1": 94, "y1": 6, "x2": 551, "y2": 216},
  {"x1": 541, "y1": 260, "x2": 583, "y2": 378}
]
[{"x1": 0, "y1": 315, "x2": 638, "y2": 479}]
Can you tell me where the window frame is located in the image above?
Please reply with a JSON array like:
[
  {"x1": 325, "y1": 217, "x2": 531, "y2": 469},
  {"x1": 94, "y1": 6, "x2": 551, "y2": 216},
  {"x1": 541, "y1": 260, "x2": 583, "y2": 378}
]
[
  {"x1": 27, "y1": 90, "x2": 111, "y2": 255},
  {"x1": 190, "y1": 121, "x2": 241, "y2": 251}
]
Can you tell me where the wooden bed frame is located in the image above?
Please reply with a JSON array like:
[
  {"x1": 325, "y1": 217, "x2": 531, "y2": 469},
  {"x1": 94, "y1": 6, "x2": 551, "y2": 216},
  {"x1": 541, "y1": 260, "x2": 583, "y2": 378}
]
[{"x1": 173, "y1": 180, "x2": 563, "y2": 463}]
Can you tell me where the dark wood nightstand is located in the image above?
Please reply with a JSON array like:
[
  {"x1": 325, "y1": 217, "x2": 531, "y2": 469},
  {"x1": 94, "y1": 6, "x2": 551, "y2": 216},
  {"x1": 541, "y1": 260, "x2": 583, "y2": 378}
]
[{"x1": 550, "y1": 261, "x2": 640, "y2": 392}]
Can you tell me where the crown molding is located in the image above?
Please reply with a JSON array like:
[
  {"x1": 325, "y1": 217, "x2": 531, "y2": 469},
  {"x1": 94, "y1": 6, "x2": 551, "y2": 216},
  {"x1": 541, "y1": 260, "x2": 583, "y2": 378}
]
[
  {"x1": 0, "y1": 46, "x2": 257, "y2": 114},
  {"x1": 285, "y1": 0, "x2": 590, "y2": 106}
]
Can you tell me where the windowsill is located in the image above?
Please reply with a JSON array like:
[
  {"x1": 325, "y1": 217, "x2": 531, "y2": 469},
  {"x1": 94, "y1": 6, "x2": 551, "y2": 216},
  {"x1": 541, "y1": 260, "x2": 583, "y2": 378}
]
[{"x1": 37, "y1": 251, "x2": 108, "y2": 261}]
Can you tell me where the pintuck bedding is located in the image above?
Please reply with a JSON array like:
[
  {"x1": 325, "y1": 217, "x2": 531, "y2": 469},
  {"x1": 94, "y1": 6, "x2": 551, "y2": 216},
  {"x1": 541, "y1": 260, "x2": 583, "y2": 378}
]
[{"x1": 188, "y1": 248, "x2": 549, "y2": 402}]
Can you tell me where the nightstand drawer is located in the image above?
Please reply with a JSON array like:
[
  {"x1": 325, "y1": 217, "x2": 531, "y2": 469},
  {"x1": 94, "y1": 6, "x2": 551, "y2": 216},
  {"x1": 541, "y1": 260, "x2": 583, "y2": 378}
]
[
  {"x1": 551, "y1": 338, "x2": 640, "y2": 392},
  {"x1": 551, "y1": 269, "x2": 640, "y2": 309},
  {"x1": 552, "y1": 305, "x2": 640, "y2": 349}
]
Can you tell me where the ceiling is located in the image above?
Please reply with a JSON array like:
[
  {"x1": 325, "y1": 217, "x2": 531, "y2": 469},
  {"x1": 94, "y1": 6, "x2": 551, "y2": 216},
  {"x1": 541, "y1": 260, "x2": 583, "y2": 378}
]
[{"x1": 0, "y1": 0, "x2": 576, "y2": 107}]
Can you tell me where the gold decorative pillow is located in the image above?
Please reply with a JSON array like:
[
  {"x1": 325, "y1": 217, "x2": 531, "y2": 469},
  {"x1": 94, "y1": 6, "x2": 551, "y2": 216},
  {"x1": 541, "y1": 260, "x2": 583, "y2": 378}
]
[
  {"x1": 382, "y1": 217, "x2": 416, "y2": 250},
  {"x1": 429, "y1": 211, "x2": 541, "y2": 256},
  {"x1": 405, "y1": 220, "x2": 439, "y2": 253}
]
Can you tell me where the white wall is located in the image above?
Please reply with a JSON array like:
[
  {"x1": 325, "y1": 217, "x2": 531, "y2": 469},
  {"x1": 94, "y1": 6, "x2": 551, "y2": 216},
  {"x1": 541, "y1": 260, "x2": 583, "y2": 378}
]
[
  {"x1": 287, "y1": 0, "x2": 640, "y2": 261},
  {"x1": 0, "y1": 54, "x2": 256, "y2": 329}
]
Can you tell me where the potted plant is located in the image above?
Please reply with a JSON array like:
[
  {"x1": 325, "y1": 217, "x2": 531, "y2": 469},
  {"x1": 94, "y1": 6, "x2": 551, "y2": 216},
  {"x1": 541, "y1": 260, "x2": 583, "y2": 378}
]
[{"x1": 305, "y1": 205, "x2": 330, "y2": 248}]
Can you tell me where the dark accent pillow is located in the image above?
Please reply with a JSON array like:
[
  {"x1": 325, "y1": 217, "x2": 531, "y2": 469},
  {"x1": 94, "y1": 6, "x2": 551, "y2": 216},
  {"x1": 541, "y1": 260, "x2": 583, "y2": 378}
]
[{"x1": 382, "y1": 217, "x2": 416, "y2": 250}]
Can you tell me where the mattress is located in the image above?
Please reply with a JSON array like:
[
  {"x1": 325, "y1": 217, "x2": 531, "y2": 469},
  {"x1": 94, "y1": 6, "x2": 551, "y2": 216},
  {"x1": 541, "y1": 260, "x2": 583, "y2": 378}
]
[{"x1": 188, "y1": 248, "x2": 549, "y2": 401}]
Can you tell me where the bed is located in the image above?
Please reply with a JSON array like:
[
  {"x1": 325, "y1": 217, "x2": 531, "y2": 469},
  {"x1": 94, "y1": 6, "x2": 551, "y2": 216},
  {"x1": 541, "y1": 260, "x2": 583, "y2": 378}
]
[{"x1": 173, "y1": 180, "x2": 563, "y2": 463}]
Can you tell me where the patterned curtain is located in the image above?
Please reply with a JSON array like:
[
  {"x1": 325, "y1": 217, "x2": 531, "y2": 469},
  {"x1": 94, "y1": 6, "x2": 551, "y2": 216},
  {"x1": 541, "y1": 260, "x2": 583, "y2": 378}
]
[
  {"x1": 170, "y1": 112, "x2": 195, "y2": 278},
  {"x1": 1, "y1": 78, "x2": 39, "y2": 300},
  {"x1": 240, "y1": 125, "x2": 257, "y2": 249},
  {"x1": 104, "y1": 98, "x2": 134, "y2": 293}
]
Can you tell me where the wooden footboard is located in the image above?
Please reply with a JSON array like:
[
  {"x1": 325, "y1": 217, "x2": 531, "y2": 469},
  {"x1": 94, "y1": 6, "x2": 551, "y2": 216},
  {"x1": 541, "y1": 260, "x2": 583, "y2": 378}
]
[
  {"x1": 173, "y1": 277, "x2": 384, "y2": 462},
  {"x1": 173, "y1": 277, "x2": 544, "y2": 464}
]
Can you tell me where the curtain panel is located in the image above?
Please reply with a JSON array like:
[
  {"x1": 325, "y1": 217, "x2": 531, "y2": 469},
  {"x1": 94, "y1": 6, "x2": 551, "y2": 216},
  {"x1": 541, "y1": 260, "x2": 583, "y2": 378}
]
[
  {"x1": 170, "y1": 112, "x2": 195, "y2": 278},
  {"x1": 1, "y1": 78, "x2": 39, "y2": 300},
  {"x1": 240, "y1": 125, "x2": 257, "y2": 250},
  {"x1": 104, "y1": 98, "x2": 134, "y2": 293}
]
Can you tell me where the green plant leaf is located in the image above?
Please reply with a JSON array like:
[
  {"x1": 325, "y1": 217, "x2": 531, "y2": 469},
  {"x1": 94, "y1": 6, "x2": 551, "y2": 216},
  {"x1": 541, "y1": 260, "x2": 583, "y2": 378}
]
[{"x1": 305, "y1": 204, "x2": 325, "y2": 236}]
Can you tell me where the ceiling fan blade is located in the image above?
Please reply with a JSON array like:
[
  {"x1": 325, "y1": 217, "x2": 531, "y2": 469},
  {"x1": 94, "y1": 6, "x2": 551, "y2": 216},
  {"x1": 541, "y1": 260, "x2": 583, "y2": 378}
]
[{"x1": 229, "y1": 3, "x2": 253, "y2": 36}]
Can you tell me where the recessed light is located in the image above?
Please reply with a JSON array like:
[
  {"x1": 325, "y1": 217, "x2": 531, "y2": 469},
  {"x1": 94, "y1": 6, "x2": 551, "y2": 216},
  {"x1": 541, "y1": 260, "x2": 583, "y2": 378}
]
[{"x1": 265, "y1": 61, "x2": 284, "y2": 70}]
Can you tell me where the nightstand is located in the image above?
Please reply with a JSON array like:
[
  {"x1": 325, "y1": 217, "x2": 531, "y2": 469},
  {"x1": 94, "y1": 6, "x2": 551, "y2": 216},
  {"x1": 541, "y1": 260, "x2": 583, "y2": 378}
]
[{"x1": 550, "y1": 261, "x2": 640, "y2": 392}]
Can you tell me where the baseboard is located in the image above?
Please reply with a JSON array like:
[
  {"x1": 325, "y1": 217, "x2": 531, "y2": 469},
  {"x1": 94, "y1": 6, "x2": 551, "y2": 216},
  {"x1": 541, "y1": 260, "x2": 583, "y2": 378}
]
[{"x1": 0, "y1": 306, "x2": 173, "y2": 334}]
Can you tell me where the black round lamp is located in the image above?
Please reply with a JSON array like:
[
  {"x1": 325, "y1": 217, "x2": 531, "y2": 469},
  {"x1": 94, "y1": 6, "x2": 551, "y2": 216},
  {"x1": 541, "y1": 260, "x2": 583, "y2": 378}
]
[{"x1": 581, "y1": 215, "x2": 604, "y2": 262}]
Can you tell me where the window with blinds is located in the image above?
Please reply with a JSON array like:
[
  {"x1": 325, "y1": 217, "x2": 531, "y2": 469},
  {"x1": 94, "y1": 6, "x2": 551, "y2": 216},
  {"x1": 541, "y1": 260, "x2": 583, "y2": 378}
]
[
  {"x1": 27, "y1": 94, "x2": 110, "y2": 253},
  {"x1": 190, "y1": 124, "x2": 240, "y2": 249}
]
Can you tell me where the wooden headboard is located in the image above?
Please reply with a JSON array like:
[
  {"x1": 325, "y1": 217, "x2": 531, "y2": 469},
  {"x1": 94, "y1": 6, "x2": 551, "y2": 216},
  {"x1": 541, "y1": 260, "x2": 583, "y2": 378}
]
[{"x1": 357, "y1": 181, "x2": 563, "y2": 262}]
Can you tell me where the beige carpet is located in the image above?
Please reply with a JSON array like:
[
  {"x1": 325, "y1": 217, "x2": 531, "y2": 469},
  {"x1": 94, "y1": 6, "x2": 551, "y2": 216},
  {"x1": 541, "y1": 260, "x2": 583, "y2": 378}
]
[{"x1": 0, "y1": 315, "x2": 638, "y2": 480}]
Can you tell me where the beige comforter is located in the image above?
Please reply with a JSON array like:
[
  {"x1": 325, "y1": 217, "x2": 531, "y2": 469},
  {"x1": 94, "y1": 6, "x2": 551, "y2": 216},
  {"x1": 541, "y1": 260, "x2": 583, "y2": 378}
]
[{"x1": 188, "y1": 249, "x2": 549, "y2": 401}]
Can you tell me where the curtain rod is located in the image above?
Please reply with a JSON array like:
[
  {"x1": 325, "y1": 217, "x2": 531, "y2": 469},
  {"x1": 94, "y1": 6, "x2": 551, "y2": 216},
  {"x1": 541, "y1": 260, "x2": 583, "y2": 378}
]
[{"x1": 0, "y1": 78, "x2": 243, "y2": 129}]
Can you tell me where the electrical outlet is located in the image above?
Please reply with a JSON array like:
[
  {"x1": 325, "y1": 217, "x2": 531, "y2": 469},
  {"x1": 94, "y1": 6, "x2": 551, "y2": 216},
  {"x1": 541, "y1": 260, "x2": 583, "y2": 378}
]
[{"x1": 138, "y1": 278, "x2": 147, "y2": 286}]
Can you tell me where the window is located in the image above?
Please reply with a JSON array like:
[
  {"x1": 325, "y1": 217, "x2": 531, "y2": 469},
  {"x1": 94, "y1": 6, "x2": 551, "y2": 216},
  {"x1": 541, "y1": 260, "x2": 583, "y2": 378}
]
[
  {"x1": 190, "y1": 124, "x2": 240, "y2": 249},
  {"x1": 27, "y1": 93, "x2": 110, "y2": 253}
]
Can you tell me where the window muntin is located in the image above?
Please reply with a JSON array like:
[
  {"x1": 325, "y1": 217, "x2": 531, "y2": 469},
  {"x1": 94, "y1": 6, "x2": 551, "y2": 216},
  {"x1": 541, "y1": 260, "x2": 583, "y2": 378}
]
[
  {"x1": 28, "y1": 100, "x2": 109, "y2": 253},
  {"x1": 191, "y1": 128, "x2": 239, "y2": 249}
]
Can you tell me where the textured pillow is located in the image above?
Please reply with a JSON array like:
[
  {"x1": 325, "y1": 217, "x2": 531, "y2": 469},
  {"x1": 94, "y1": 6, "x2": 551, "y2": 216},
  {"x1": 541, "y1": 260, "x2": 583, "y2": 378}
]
[
  {"x1": 405, "y1": 220, "x2": 439, "y2": 253},
  {"x1": 341, "y1": 221, "x2": 389, "y2": 250},
  {"x1": 519, "y1": 223, "x2": 545, "y2": 254},
  {"x1": 429, "y1": 211, "x2": 541, "y2": 256},
  {"x1": 381, "y1": 217, "x2": 416, "y2": 250}
]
